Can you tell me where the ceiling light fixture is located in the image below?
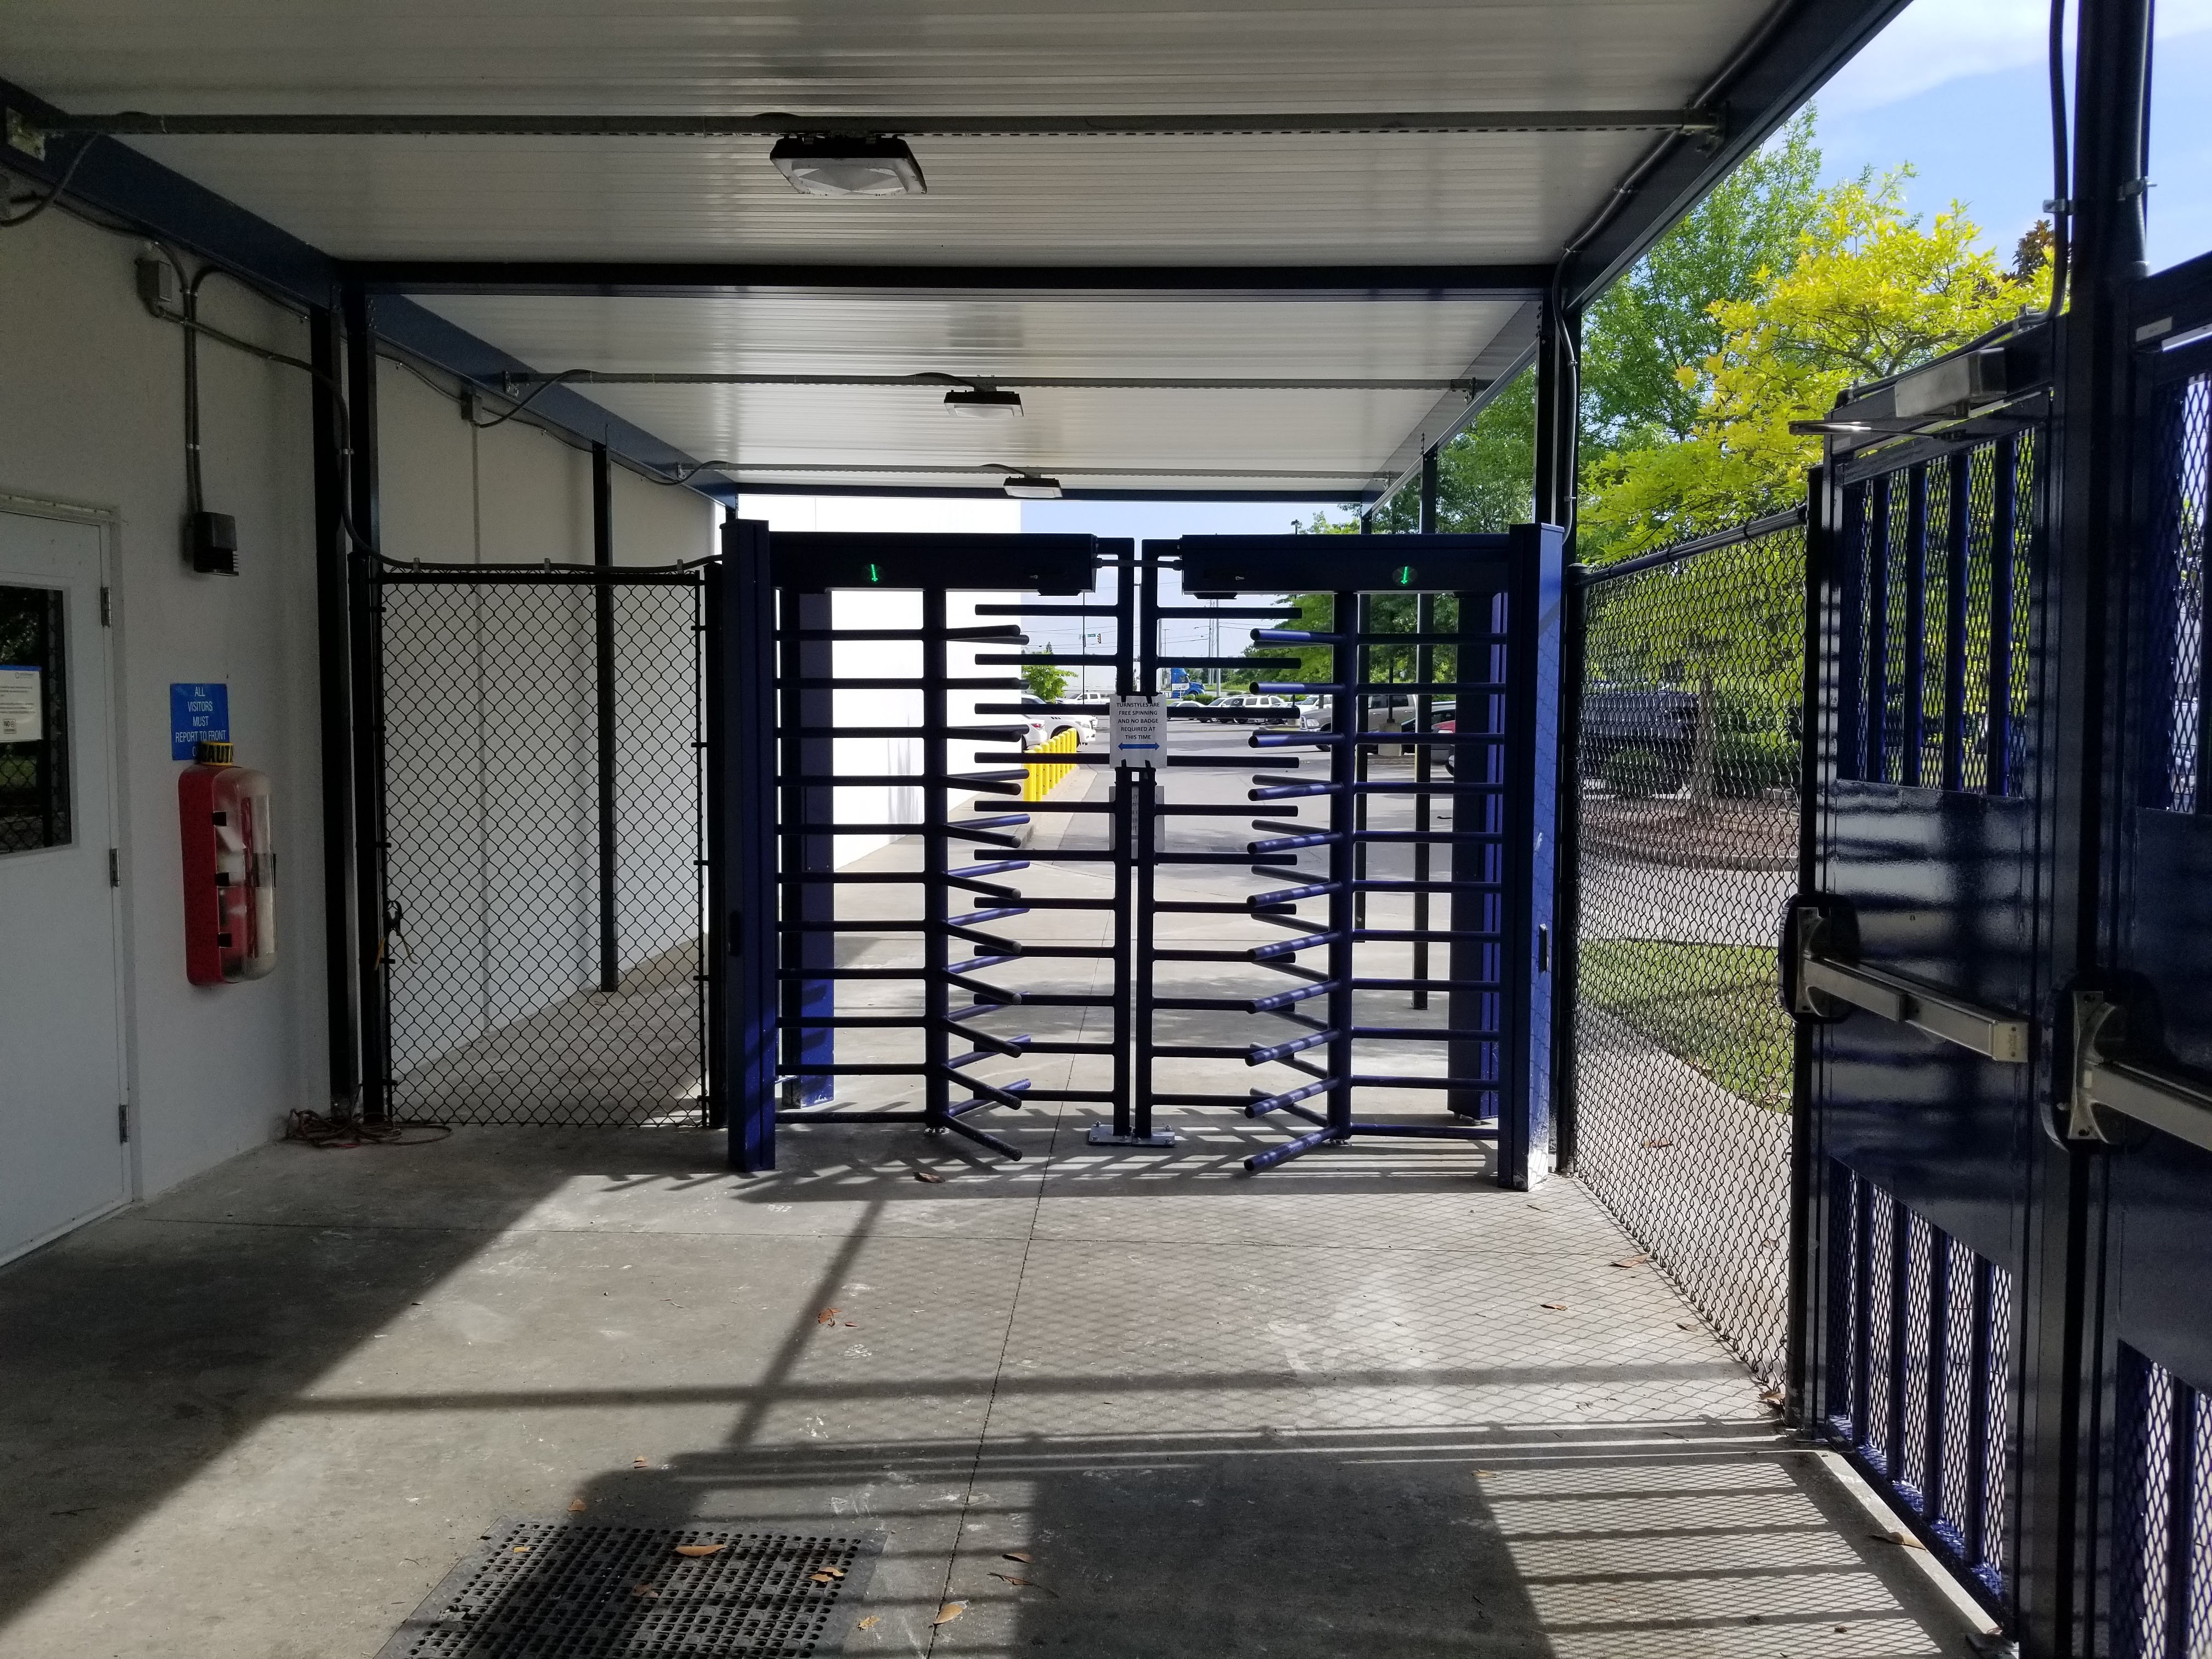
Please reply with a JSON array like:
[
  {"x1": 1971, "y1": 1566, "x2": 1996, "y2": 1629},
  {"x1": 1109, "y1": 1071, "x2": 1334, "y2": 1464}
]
[
  {"x1": 943, "y1": 387, "x2": 1023, "y2": 418},
  {"x1": 1001, "y1": 473, "x2": 1063, "y2": 500},
  {"x1": 769, "y1": 134, "x2": 927, "y2": 196}
]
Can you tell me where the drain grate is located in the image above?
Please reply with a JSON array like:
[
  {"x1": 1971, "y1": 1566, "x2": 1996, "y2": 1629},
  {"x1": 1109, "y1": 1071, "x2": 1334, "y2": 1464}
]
[{"x1": 377, "y1": 1520, "x2": 881, "y2": 1658}]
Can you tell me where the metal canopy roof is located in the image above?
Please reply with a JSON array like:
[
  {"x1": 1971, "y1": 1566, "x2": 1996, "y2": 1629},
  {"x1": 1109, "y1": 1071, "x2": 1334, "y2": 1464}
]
[{"x1": 0, "y1": 0, "x2": 1903, "y2": 500}]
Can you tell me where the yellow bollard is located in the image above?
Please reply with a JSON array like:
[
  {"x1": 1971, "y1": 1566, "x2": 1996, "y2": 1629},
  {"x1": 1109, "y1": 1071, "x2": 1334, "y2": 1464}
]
[{"x1": 1020, "y1": 726, "x2": 1079, "y2": 802}]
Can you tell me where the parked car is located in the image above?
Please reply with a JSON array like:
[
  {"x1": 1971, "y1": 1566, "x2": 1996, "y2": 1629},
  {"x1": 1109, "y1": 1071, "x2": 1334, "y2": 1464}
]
[
  {"x1": 1017, "y1": 693, "x2": 1098, "y2": 749},
  {"x1": 1581, "y1": 682, "x2": 1697, "y2": 794},
  {"x1": 1207, "y1": 693, "x2": 1296, "y2": 725}
]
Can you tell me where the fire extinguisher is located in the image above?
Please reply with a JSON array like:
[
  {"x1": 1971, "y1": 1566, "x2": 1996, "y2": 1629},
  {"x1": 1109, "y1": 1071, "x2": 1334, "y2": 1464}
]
[{"x1": 179, "y1": 740, "x2": 276, "y2": 984}]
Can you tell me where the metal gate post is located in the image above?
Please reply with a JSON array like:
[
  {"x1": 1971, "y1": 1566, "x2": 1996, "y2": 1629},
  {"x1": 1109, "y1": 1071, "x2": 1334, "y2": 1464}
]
[
  {"x1": 2028, "y1": 0, "x2": 2155, "y2": 1647},
  {"x1": 310, "y1": 305, "x2": 361, "y2": 1111},
  {"x1": 340, "y1": 281, "x2": 391, "y2": 1122},
  {"x1": 706, "y1": 517, "x2": 778, "y2": 1171},
  {"x1": 778, "y1": 590, "x2": 835, "y2": 1107},
  {"x1": 591, "y1": 443, "x2": 620, "y2": 992}
]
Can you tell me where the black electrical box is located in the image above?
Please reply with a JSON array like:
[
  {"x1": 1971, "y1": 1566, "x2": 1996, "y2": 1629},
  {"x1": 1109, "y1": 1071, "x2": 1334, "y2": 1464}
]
[{"x1": 186, "y1": 511, "x2": 238, "y2": 575}]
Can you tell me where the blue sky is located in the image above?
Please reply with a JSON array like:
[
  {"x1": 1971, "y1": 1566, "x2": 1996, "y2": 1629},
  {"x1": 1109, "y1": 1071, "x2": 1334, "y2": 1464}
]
[
  {"x1": 1816, "y1": 0, "x2": 2212, "y2": 273},
  {"x1": 1024, "y1": 1, "x2": 2211, "y2": 543}
]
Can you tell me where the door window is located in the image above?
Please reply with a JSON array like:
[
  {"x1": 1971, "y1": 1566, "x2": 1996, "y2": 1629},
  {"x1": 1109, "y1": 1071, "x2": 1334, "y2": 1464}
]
[{"x1": 0, "y1": 583, "x2": 69, "y2": 854}]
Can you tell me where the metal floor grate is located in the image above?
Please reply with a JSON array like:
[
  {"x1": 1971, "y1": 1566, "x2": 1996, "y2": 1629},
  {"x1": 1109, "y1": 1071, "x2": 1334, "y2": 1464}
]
[{"x1": 377, "y1": 1520, "x2": 879, "y2": 1658}]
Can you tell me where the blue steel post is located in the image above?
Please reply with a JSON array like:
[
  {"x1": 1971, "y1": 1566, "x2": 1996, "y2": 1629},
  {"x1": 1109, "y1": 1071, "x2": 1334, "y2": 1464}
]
[
  {"x1": 782, "y1": 591, "x2": 836, "y2": 1104},
  {"x1": 1443, "y1": 580, "x2": 1493, "y2": 1128},
  {"x1": 1325, "y1": 591, "x2": 1358, "y2": 1149},
  {"x1": 2036, "y1": 0, "x2": 2155, "y2": 1650},
  {"x1": 922, "y1": 586, "x2": 951, "y2": 1140},
  {"x1": 707, "y1": 517, "x2": 778, "y2": 1171},
  {"x1": 1495, "y1": 523, "x2": 1563, "y2": 1189},
  {"x1": 1125, "y1": 548, "x2": 1159, "y2": 1142}
]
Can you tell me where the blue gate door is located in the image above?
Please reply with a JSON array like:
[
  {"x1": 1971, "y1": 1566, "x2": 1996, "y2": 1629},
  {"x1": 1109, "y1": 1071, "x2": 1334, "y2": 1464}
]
[
  {"x1": 1794, "y1": 327, "x2": 2057, "y2": 1627},
  {"x1": 2086, "y1": 256, "x2": 2212, "y2": 1659}
]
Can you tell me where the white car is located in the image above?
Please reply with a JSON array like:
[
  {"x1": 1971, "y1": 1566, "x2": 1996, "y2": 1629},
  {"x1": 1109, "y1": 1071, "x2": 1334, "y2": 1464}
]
[{"x1": 1018, "y1": 693, "x2": 1098, "y2": 748}]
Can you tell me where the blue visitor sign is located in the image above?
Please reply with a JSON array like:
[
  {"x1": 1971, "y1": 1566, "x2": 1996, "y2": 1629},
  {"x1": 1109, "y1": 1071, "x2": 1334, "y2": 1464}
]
[{"x1": 171, "y1": 682, "x2": 230, "y2": 760}]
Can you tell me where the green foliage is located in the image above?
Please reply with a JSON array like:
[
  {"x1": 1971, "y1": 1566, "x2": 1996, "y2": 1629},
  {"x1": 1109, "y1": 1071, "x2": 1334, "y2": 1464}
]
[
  {"x1": 1582, "y1": 110, "x2": 1832, "y2": 451},
  {"x1": 1578, "y1": 939, "x2": 1793, "y2": 1110},
  {"x1": 1021, "y1": 647, "x2": 1069, "y2": 703},
  {"x1": 1242, "y1": 589, "x2": 1464, "y2": 687},
  {"x1": 1713, "y1": 729, "x2": 1797, "y2": 797},
  {"x1": 1582, "y1": 171, "x2": 2050, "y2": 555}
]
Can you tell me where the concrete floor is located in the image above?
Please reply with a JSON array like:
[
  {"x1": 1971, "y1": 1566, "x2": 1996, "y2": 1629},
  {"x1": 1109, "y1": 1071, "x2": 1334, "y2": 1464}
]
[
  {"x1": 1, "y1": 1116, "x2": 1993, "y2": 1659},
  {"x1": 0, "y1": 731, "x2": 1995, "y2": 1657}
]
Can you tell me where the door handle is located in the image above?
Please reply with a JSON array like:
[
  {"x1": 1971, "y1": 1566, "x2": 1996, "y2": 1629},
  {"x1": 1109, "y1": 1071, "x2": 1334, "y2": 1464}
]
[
  {"x1": 2069, "y1": 991, "x2": 2212, "y2": 1153},
  {"x1": 1787, "y1": 901, "x2": 2030, "y2": 1062}
]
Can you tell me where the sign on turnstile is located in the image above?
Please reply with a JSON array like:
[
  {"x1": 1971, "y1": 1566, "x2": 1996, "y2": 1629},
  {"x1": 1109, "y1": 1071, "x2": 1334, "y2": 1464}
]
[{"x1": 1109, "y1": 695, "x2": 1164, "y2": 765}]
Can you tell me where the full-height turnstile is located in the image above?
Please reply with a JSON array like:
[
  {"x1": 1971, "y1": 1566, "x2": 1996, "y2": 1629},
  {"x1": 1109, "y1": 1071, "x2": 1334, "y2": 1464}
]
[
  {"x1": 1133, "y1": 531, "x2": 1562, "y2": 1182},
  {"x1": 763, "y1": 533, "x2": 1136, "y2": 1163},
  {"x1": 708, "y1": 524, "x2": 1562, "y2": 1186}
]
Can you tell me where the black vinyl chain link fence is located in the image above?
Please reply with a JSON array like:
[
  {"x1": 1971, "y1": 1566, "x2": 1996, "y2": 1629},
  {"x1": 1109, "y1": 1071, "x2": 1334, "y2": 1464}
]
[
  {"x1": 1569, "y1": 513, "x2": 1804, "y2": 1386},
  {"x1": 379, "y1": 575, "x2": 707, "y2": 1126}
]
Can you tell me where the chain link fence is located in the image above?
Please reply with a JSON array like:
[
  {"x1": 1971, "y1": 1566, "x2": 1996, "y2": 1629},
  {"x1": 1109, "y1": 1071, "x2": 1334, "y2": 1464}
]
[
  {"x1": 379, "y1": 573, "x2": 706, "y2": 1126},
  {"x1": 1568, "y1": 511, "x2": 1804, "y2": 1386}
]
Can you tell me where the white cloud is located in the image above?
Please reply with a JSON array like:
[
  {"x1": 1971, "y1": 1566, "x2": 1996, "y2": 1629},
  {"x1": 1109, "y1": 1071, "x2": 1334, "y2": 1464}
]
[{"x1": 1821, "y1": 0, "x2": 2212, "y2": 115}]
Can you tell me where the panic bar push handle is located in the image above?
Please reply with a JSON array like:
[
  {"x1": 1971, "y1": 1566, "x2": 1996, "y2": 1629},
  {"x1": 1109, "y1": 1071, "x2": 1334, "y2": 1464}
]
[{"x1": 1787, "y1": 901, "x2": 2030, "y2": 1063}]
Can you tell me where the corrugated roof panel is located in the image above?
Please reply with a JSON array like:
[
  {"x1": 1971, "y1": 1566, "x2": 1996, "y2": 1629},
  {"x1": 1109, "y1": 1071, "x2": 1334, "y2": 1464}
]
[{"x1": 414, "y1": 290, "x2": 1534, "y2": 488}]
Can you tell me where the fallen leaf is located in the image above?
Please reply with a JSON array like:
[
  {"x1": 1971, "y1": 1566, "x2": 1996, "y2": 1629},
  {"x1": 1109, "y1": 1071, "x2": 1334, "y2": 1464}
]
[
  {"x1": 1759, "y1": 1388, "x2": 1786, "y2": 1408},
  {"x1": 991, "y1": 1572, "x2": 1058, "y2": 1596},
  {"x1": 1835, "y1": 1627, "x2": 1850, "y2": 1634},
  {"x1": 1002, "y1": 1551, "x2": 1033, "y2": 1564},
  {"x1": 914, "y1": 1170, "x2": 946, "y2": 1184},
  {"x1": 674, "y1": 1544, "x2": 726, "y2": 1558},
  {"x1": 567, "y1": 1498, "x2": 588, "y2": 1513},
  {"x1": 633, "y1": 1585, "x2": 659, "y2": 1599},
  {"x1": 844, "y1": 1322, "x2": 857, "y2": 1327},
  {"x1": 1643, "y1": 1138, "x2": 1674, "y2": 1149},
  {"x1": 633, "y1": 1456, "x2": 650, "y2": 1469},
  {"x1": 933, "y1": 1601, "x2": 967, "y2": 1625},
  {"x1": 1870, "y1": 1530, "x2": 1926, "y2": 1550},
  {"x1": 1475, "y1": 1470, "x2": 1498, "y2": 1479},
  {"x1": 511, "y1": 1545, "x2": 531, "y2": 1554},
  {"x1": 857, "y1": 1616, "x2": 880, "y2": 1630},
  {"x1": 1611, "y1": 1253, "x2": 1651, "y2": 1268},
  {"x1": 817, "y1": 1308, "x2": 840, "y2": 1325},
  {"x1": 1541, "y1": 1302, "x2": 1567, "y2": 1310},
  {"x1": 1677, "y1": 1321, "x2": 1697, "y2": 1330}
]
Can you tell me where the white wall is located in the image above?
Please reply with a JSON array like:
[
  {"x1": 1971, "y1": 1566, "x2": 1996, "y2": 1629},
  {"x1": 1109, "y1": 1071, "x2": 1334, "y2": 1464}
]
[
  {"x1": 375, "y1": 365, "x2": 716, "y2": 1091},
  {"x1": 737, "y1": 495, "x2": 1022, "y2": 865},
  {"x1": 0, "y1": 208, "x2": 324, "y2": 1199},
  {"x1": 0, "y1": 205, "x2": 721, "y2": 1204}
]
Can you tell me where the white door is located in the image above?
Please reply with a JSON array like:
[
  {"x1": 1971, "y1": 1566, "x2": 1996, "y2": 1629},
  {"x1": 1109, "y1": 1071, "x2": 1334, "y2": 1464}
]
[{"x1": 0, "y1": 509, "x2": 127, "y2": 1261}]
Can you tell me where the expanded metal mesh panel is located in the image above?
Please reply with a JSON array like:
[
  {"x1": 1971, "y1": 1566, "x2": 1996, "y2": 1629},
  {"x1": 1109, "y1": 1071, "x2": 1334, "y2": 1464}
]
[
  {"x1": 377, "y1": 1519, "x2": 877, "y2": 1658},
  {"x1": 380, "y1": 578, "x2": 706, "y2": 1126},
  {"x1": 2113, "y1": 1347, "x2": 2212, "y2": 1659},
  {"x1": 2143, "y1": 373, "x2": 2208, "y2": 813},
  {"x1": 1824, "y1": 1164, "x2": 2014, "y2": 1606},
  {"x1": 1570, "y1": 520, "x2": 1802, "y2": 1385},
  {"x1": 1847, "y1": 435, "x2": 2036, "y2": 795}
]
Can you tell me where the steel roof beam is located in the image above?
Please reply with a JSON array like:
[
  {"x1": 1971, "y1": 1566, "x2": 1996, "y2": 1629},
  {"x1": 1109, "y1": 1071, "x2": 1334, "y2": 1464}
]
[
  {"x1": 40, "y1": 110, "x2": 1715, "y2": 140},
  {"x1": 343, "y1": 261, "x2": 1551, "y2": 299},
  {"x1": 1556, "y1": 0, "x2": 1911, "y2": 309}
]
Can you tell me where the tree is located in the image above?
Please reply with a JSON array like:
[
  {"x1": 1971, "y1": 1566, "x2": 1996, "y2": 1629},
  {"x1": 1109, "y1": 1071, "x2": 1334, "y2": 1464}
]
[
  {"x1": 1581, "y1": 110, "x2": 1832, "y2": 451},
  {"x1": 1579, "y1": 172, "x2": 2050, "y2": 556},
  {"x1": 1022, "y1": 646, "x2": 1069, "y2": 703},
  {"x1": 1350, "y1": 109, "x2": 1838, "y2": 541}
]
